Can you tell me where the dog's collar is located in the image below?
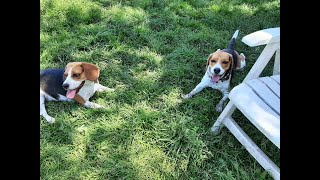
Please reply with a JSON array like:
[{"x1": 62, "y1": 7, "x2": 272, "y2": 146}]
[
  {"x1": 75, "y1": 81, "x2": 86, "y2": 93},
  {"x1": 207, "y1": 69, "x2": 231, "y2": 83},
  {"x1": 220, "y1": 69, "x2": 232, "y2": 82},
  {"x1": 75, "y1": 79, "x2": 98, "y2": 93}
]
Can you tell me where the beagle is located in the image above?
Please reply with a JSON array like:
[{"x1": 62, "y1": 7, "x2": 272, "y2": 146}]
[
  {"x1": 182, "y1": 30, "x2": 246, "y2": 112},
  {"x1": 40, "y1": 62, "x2": 114, "y2": 123}
]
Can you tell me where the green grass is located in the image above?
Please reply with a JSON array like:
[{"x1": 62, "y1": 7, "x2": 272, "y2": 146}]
[{"x1": 40, "y1": 0, "x2": 280, "y2": 179}]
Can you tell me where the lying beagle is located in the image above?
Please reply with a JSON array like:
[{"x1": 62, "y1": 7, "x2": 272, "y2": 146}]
[
  {"x1": 182, "y1": 30, "x2": 246, "y2": 112},
  {"x1": 40, "y1": 62, "x2": 114, "y2": 123}
]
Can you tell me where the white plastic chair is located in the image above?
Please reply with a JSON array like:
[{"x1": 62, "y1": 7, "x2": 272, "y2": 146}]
[{"x1": 211, "y1": 27, "x2": 280, "y2": 180}]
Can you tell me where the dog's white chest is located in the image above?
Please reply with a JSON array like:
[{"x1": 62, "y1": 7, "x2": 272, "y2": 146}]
[
  {"x1": 77, "y1": 80, "x2": 96, "y2": 101},
  {"x1": 209, "y1": 80, "x2": 229, "y2": 91},
  {"x1": 201, "y1": 75, "x2": 229, "y2": 92}
]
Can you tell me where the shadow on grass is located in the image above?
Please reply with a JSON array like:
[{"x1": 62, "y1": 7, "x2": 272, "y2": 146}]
[
  {"x1": 41, "y1": 0, "x2": 279, "y2": 179},
  {"x1": 84, "y1": 126, "x2": 139, "y2": 179}
]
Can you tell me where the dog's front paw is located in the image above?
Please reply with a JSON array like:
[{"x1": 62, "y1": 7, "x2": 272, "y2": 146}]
[
  {"x1": 106, "y1": 88, "x2": 115, "y2": 92},
  {"x1": 94, "y1": 103, "x2": 109, "y2": 110},
  {"x1": 215, "y1": 104, "x2": 223, "y2": 112},
  {"x1": 97, "y1": 87, "x2": 115, "y2": 92},
  {"x1": 92, "y1": 103, "x2": 105, "y2": 109},
  {"x1": 84, "y1": 101, "x2": 106, "y2": 109},
  {"x1": 45, "y1": 116, "x2": 55, "y2": 124},
  {"x1": 181, "y1": 94, "x2": 192, "y2": 99}
]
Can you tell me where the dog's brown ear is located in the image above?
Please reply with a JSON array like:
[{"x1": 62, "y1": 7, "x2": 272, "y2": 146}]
[
  {"x1": 227, "y1": 53, "x2": 234, "y2": 69},
  {"x1": 64, "y1": 62, "x2": 76, "y2": 80},
  {"x1": 206, "y1": 53, "x2": 214, "y2": 69},
  {"x1": 82, "y1": 62, "x2": 100, "y2": 81},
  {"x1": 65, "y1": 62, "x2": 74, "y2": 71},
  {"x1": 227, "y1": 53, "x2": 233, "y2": 61}
]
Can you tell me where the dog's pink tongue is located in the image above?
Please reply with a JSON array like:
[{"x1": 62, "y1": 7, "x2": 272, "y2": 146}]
[
  {"x1": 66, "y1": 90, "x2": 77, "y2": 99},
  {"x1": 212, "y1": 75, "x2": 220, "y2": 83}
]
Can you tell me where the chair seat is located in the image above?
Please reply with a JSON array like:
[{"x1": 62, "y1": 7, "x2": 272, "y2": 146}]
[{"x1": 229, "y1": 75, "x2": 280, "y2": 148}]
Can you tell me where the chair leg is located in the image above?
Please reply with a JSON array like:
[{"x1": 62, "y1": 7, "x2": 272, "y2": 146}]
[
  {"x1": 224, "y1": 116, "x2": 280, "y2": 180},
  {"x1": 273, "y1": 49, "x2": 280, "y2": 75},
  {"x1": 211, "y1": 102, "x2": 237, "y2": 135}
]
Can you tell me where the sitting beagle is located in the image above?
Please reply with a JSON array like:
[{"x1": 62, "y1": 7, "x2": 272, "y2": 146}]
[
  {"x1": 40, "y1": 62, "x2": 114, "y2": 123},
  {"x1": 182, "y1": 30, "x2": 246, "y2": 112}
]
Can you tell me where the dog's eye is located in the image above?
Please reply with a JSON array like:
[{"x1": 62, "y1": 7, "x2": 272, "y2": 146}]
[
  {"x1": 64, "y1": 74, "x2": 68, "y2": 77},
  {"x1": 223, "y1": 61, "x2": 229, "y2": 64},
  {"x1": 73, "y1": 73, "x2": 80, "y2": 78},
  {"x1": 210, "y1": 59, "x2": 216, "y2": 63}
]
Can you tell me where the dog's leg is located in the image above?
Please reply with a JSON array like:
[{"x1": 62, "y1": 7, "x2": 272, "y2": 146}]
[
  {"x1": 73, "y1": 94, "x2": 105, "y2": 109},
  {"x1": 40, "y1": 94, "x2": 55, "y2": 123},
  {"x1": 215, "y1": 91, "x2": 229, "y2": 112},
  {"x1": 94, "y1": 83, "x2": 115, "y2": 92},
  {"x1": 182, "y1": 82, "x2": 207, "y2": 99},
  {"x1": 84, "y1": 101, "x2": 105, "y2": 109},
  {"x1": 236, "y1": 53, "x2": 246, "y2": 71}
]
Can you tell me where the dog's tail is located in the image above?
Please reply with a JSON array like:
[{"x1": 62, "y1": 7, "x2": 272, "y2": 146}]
[{"x1": 227, "y1": 30, "x2": 239, "y2": 50}]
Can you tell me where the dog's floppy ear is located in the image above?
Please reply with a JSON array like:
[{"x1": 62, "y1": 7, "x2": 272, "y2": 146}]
[
  {"x1": 227, "y1": 53, "x2": 233, "y2": 61},
  {"x1": 207, "y1": 53, "x2": 214, "y2": 67},
  {"x1": 63, "y1": 62, "x2": 74, "y2": 80},
  {"x1": 226, "y1": 53, "x2": 235, "y2": 69},
  {"x1": 65, "y1": 62, "x2": 73, "y2": 71},
  {"x1": 82, "y1": 62, "x2": 100, "y2": 81},
  {"x1": 206, "y1": 50, "x2": 219, "y2": 68}
]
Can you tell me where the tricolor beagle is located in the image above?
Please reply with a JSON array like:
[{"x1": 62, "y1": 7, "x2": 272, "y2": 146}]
[
  {"x1": 182, "y1": 30, "x2": 246, "y2": 112},
  {"x1": 40, "y1": 62, "x2": 114, "y2": 123}
]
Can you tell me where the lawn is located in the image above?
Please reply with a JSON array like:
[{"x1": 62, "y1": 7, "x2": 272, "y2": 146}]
[{"x1": 40, "y1": 0, "x2": 280, "y2": 179}]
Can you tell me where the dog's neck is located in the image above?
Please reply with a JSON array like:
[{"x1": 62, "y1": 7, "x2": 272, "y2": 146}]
[
  {"x1": 220, "y1": 68, "x2": 232, "y2": 82},
  {"x1": 75, "y1": 79, "x2": 98, "y2": 96},
  {"x1": 76, "y1": 80, "x2": 86, "y2": 94}
]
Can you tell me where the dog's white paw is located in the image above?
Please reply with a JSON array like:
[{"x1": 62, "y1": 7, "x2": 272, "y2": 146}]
[
  {"x1": 106, "y1": 88, "x2": 115, "y2": 92},
  {"x1": 92, "y1": 103, "x2": 105, "y2": 109},
  {"x1": 215, "y1": 104, "x2": 223, "y2": 112},
  {"x1": 181, "y1": 94, "x2": 192, "y2": 99},
  {"x1": 94, "y1": 103, "x2": 109, "y2": 110},
  {"x1": 97, "y1": 87, "x2": 115, "y2": 92},
  {"x1": 46, "y1": 116, "x2": 55, "y2": 124},
  {"x1": 84, "y1": 101, "x2": 106, "y2": 109},
  {"x1": 97, "y1": 89, "x2": 105, "y2": 92}
]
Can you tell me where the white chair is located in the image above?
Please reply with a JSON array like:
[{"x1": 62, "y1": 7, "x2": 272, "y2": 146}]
[{"x1": 211, "y1": 27, "x2": 280, "y2": 180}]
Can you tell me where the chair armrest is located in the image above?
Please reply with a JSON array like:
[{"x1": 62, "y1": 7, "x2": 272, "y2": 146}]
[
  {"x1": 241, "y1": 27, "x2": 280, "y2": 47},
  {"x1": 241, "y1": 27, "x2": 280, "y2": 82}
]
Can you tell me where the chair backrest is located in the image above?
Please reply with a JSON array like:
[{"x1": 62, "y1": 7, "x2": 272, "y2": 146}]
[{"x1": 241, "y1": 27, "x2": 280, "y2": 82}]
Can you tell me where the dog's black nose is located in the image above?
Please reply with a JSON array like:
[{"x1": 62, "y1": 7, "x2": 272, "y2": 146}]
[
  {"x1": 214, "y1": 68, "x2": 220, "y2": 74},
  {"x1": 62, "y1": 83, "x2": 69, "y2": 90}
]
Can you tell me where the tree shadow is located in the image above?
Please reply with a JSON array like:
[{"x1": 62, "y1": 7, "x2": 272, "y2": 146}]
[{"x1": 41, "y1": 0, "x2": 280, "y2": 179}]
